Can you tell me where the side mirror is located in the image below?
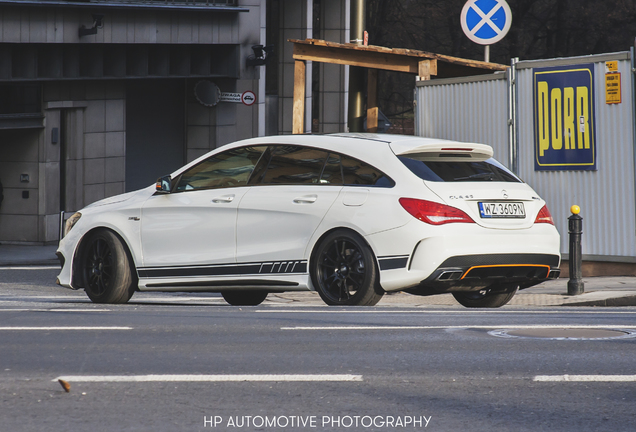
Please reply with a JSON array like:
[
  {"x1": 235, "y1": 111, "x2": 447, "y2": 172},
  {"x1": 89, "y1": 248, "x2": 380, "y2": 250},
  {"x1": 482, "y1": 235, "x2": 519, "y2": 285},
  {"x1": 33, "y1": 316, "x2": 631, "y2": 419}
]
[{"x1": 155, "y1": 175, "x2": 172, "y2": 194}]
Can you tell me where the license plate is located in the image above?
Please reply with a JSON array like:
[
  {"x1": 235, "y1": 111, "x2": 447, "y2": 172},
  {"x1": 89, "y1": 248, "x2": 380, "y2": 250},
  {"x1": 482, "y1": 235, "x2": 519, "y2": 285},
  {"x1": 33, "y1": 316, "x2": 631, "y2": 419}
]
[{"x1": 478, "y1": 202, "x2": 526, "y2": 218}]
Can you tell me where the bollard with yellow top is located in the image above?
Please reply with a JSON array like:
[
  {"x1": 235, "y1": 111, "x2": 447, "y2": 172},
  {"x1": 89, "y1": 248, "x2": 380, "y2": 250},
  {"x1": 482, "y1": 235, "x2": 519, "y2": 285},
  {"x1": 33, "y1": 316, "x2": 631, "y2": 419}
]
[{"x1": 567, "y1": 205, "x2": 584, "y2": 295}]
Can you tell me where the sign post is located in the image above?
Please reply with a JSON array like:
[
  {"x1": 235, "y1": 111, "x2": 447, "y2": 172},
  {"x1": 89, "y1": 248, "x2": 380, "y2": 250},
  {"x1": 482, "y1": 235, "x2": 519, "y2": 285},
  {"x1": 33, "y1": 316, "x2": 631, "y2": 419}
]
[{"x1": 460, "y1": 0, "x2": 512, "y2": 62}]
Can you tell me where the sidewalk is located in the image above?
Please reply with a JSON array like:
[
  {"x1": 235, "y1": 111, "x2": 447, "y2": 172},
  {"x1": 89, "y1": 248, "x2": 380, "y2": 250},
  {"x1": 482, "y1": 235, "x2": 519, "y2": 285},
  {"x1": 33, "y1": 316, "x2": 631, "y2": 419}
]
[
  {"x1": 2, "y1": 243, "x2": 636, "y2": 307},
  {"x1": 0, "y1": 244, "x2": 59, "y2": 266}
]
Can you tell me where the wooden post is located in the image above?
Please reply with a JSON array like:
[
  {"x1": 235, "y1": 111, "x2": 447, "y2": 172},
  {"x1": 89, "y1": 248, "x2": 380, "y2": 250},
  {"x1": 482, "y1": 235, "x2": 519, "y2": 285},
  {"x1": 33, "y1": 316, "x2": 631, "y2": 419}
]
[
  {"x1": 367, "y1": 68, "x2": 378, "y2": 132},
  {"x1": 292, "y1": 60, "x2": 306, "y2": 134},
  {"x1": 417, "y1": 59, "x2": 437, "y2": 81}
]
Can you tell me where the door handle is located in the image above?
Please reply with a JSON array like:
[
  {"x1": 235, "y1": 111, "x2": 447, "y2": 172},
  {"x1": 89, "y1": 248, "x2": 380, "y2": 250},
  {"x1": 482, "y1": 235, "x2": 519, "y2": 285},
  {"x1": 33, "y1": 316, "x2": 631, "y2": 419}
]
[
  {"x1": 212, "y1": 194, "x2": 235, "y2": 203},
  {"x1": 293, "y1": 195, "x2": 317, "y2": 204}
]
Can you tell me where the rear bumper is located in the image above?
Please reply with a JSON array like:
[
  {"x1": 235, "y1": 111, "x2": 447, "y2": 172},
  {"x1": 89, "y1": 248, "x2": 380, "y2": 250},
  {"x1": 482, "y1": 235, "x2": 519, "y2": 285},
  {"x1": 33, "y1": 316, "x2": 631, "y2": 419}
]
[
  {"x1": 365, "y1": 219, "x2": 561, "y2": 292},
  {"x1": 415, "y1": 253, "x2": 561, "y2": 293}
]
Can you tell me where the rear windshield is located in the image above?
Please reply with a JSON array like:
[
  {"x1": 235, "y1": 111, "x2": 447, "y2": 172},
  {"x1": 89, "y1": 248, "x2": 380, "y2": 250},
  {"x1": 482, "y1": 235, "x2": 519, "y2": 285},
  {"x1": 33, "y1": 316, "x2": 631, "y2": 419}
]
[{"x1": 399, "y1": 156, "x2": 522, "y2": 183}]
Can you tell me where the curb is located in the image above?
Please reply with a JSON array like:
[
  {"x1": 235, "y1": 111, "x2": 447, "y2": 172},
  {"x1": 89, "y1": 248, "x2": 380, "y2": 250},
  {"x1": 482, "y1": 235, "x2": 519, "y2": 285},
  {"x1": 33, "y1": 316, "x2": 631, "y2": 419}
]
[{"x1": 563, "y1": 294, "x2": 636, "y2": 307}]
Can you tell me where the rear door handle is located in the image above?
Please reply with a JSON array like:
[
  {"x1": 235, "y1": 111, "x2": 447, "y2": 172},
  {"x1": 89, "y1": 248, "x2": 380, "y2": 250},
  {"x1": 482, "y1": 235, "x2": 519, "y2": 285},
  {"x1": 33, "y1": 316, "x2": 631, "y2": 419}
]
[
  {"x1": 293, "y1": 194, "x2": 317, "y2": 204},
  {"x1": 212, "y1": 194, "x2": 235, "y2": 203}
]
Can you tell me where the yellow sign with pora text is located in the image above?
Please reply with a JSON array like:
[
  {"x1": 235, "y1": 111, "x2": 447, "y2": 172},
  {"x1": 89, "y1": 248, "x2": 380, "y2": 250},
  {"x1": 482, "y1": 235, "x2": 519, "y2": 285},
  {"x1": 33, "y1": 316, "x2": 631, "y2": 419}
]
[{"x1": 605, "y1": 72, "x2": 621, "y2": 104}]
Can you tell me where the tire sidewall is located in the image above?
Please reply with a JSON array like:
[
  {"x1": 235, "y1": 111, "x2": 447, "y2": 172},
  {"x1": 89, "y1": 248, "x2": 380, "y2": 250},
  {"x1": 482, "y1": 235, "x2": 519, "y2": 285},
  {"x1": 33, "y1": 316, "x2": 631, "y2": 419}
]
[
  {"x1": 222, "y1": 290, "x2": 268, "y2": 306},
  {"x1": 82, "y1": 229, "x2": 135, "y2": 304},
  {"x1": 452, "y1": 286, "x2": 518, "y2": 308},
  {"x1": 310, "y1": 229, "x2": 383, "y2": 306}
]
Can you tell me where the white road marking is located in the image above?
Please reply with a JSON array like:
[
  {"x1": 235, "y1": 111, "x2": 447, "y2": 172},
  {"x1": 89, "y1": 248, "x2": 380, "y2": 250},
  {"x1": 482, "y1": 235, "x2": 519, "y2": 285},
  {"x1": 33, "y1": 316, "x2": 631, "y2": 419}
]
[
  {"x1": 0, "y1": 296, "x2": 83, "y2": 300},
  {"x1": 48, "y1": 309, "x2": 111, "y2": 312},
  {"x1": 534, "y1": 375, "x2": 636, "y2": 382},
  {"x1": 52, "y1": 374, "x2": 363, "y2": 383},
  {"x1": 0, "y1": 326, "x2": 131, "y2": 331},
  {"x1": 282, "y1": 325, "x2": 636, "y2": 331},
  {"x1": 132, "y1": 297, "x2": 225, "y2": 303},
  {"x1": 0, "y1": 309, "x2": 36, "y2": 312},
  {"x1": 0, "y1": 266, "x2": 60, "y2": 270},
  {"x1": 258, "y1": 309, "x2": 636, "y2": 314},
  {"x1": 0, "y1": 309, "x2": 110, "y2": 312}
]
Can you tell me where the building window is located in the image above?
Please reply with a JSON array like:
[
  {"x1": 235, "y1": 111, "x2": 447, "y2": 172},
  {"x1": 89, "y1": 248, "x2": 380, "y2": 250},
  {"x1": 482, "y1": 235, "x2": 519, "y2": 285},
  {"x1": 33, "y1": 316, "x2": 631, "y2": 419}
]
[{"x1": 0, "y1": 85, "x2": 41, "y2": 115}]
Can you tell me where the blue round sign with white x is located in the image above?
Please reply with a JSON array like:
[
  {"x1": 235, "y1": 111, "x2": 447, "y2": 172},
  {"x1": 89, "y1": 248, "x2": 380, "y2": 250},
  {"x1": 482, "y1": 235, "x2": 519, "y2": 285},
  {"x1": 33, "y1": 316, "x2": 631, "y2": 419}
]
[{"x1": 461, "y1": 0, "x2": 512, "y2": 45}]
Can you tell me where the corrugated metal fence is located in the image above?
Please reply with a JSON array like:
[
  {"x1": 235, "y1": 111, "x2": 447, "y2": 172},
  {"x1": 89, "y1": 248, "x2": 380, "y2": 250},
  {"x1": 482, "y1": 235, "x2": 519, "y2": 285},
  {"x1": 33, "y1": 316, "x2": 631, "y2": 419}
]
[{"x1": 415, "y1": 51, "x2": 636, "y2": 261}]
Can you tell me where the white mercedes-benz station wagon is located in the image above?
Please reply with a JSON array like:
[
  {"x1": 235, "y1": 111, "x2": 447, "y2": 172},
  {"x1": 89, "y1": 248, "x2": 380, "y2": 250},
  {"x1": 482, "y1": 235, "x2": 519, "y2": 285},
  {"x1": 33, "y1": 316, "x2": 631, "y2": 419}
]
[{"x1": 56, "y1": 134, "x2": 560, "y2": 308}]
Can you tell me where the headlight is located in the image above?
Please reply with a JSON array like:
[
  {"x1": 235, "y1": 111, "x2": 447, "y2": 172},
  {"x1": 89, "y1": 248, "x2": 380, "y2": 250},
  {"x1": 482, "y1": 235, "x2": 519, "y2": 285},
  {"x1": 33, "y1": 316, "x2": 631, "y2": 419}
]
[{"x1": 63, "y1": 212, "x2": 82, "y2": 237}]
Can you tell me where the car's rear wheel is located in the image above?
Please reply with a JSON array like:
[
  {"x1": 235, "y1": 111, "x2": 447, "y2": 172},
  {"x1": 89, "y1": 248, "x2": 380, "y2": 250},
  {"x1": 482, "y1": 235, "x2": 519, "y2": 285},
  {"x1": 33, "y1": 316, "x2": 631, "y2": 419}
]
[
  {"x1": 222, "y1": 290, "x2": 268, "y2": 306},
  {"x1": 452, "y1": 285, "x2": 518, "y2": 308},
  {"x1": 81, "y1": 229, "x2": 136, "y2": 304},
  {"x1": 311, "y1": 230, "x2": 384, "y2": 306}
]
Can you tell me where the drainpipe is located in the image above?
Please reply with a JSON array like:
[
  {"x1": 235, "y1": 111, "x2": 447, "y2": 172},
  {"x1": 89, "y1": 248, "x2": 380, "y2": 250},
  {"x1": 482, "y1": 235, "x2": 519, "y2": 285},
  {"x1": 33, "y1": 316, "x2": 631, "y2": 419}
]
[{"x1": 347, "y1": 0, "x2": 365, "y2": 132}]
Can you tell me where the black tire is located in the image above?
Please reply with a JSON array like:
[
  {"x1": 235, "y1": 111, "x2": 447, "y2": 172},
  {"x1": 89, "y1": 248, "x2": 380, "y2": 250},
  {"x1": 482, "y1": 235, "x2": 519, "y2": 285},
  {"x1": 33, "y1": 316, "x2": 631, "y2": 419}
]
[
  {"x1": 452, "y1": 285, "x2": 518, "y2": 308},
  {"x1": 311, "y1": 230, "x2": 384, "y2": 306},
  {"x1": 81, "y1": 229, "x2": 136, "y2": 304},
  {"x1": 222, "y1": 290, "x2": 268, "y2": 306}
]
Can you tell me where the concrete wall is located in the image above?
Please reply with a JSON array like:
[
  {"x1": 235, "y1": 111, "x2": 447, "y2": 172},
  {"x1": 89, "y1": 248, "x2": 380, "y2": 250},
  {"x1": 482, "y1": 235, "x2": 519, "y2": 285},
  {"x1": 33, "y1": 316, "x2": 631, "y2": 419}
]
[
  {"x1": 44, "y1": 81, "x2": 126, "y2": 211},
  {"x1": 0, "y1": 0, "x2": 268, "y2": 244},
  {"x1": 0, "y1": 129, "x2": 42, "y2": 243},
  {"x1": 317, "y1": 0, "x2": 349, "y2": 133},
  {"x1": 0, "y1": 6, "x2": 240, "y2": 45},
  {"x1": 278, "y1": 0, "x2": 313, "y2": 134}
]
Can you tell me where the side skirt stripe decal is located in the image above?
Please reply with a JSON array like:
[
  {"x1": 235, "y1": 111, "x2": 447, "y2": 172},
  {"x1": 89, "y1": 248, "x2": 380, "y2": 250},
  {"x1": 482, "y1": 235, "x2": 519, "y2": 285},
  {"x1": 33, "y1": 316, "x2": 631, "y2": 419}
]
[{"x1": 138, "y1": 261, "x2": 308, "y2": 279}]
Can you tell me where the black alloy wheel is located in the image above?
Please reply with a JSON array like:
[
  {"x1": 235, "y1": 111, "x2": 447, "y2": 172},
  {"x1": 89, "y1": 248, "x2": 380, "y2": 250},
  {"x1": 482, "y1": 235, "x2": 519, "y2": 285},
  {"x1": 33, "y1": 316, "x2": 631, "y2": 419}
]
[
  {"x1": 82, "y1": 229, "x2": 136, "y2": 304},
  {"x1": 311, "y1": 230, "x2": 383, "y2": 306},
  {"x1": 86, "y1": 237, "x2": 112, "y2": 297}
]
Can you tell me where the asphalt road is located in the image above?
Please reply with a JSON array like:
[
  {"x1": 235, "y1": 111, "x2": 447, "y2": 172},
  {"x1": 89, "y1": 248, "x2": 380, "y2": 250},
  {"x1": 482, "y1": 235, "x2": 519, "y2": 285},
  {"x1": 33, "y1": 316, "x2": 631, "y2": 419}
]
[{"x1": 1, "y1": 267, "x2": 636, "y2": 432}]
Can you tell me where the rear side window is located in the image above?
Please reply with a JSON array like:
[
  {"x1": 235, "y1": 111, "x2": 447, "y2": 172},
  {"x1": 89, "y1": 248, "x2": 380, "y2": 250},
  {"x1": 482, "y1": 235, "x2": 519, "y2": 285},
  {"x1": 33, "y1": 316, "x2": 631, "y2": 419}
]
[
  {"x1": 399, "y1": 156, "x2": 521, "y2": 183},
  {"x1": 321, "y1": 153, "x2": 344, "y2": 185},
  {"x1": 259, "y1": 146, "x2": 328, "y2": 184},
  {"x1": 249, "y1": 145, "x2": 395, "y2": 187},
  {"x1": 341, "y1": 154, "x2": 395, "y2": 187}
]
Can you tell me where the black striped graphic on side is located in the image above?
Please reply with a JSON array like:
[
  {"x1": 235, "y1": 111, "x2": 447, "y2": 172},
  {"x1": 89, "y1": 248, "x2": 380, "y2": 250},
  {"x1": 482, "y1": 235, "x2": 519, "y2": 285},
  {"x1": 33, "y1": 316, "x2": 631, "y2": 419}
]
[
  {"x1": 377, "y1": 255, "x2": 409, "y2": 271},
  {"x1": 138, "y1": 261, "x2": 308, "y2": 279}
]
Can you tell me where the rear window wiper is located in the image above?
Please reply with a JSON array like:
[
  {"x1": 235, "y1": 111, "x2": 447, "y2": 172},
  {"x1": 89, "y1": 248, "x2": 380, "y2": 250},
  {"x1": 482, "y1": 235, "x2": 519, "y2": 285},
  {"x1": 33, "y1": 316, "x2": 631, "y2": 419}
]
[{"x1": 453, "y1": 172, "x2": 496, "y2": 181}]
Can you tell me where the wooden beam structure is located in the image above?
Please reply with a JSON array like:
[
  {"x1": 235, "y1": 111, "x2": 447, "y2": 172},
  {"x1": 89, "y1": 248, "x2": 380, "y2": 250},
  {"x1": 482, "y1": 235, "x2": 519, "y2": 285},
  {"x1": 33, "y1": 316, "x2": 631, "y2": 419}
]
[
  {"x1": 367, "y1": 68, "x2": 378, "y2": 133},
  {"x1": 290, "y1": 38, "x2": 507, "y2": 134},
  {"x1": 292, "y1": 60, "x2": 306, "y2": 135}
]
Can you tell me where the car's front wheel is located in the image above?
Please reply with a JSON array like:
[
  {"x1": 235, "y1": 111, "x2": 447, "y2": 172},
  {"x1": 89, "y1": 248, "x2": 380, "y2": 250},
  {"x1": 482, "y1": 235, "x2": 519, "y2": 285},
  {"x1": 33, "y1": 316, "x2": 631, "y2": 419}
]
[
  {"x1": 311, "y1": 230, "x2": 384, "y2": 306},
  {"x1": 81, "y1": 229, "x2": 136, "y2": 304},
  {"x1": 222, "y1": 290, "x2": 268, "y2": 306},
  {"x1": 452, "y1": 285, "x2": 518, "y2": 308}
]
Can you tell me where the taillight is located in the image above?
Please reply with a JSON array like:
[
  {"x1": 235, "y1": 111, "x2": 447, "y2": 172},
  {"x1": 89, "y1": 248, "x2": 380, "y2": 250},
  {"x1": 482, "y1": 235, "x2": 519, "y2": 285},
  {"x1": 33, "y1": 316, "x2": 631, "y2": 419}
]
[
  {"x1": 399, "y1": 198, "x2": 475, "y2": 225},
  {"x1": 534, "y1": 204, "x2": 554, "y2": 225}
]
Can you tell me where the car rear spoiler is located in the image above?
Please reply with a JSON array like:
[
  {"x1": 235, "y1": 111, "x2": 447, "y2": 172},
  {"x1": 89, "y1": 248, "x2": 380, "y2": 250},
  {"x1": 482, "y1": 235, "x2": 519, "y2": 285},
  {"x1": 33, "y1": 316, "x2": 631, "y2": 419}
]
[{"x1": 390, "y1": 142, "x2": 494, "y2": 162}]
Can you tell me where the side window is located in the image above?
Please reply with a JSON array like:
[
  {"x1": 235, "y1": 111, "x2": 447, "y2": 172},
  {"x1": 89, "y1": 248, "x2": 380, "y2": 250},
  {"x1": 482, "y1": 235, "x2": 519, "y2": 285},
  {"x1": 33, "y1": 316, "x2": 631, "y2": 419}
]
[
  {"x1": 341, "y1": 154, "x2": 395, "y2": 187},
  {"x1": 320, "y1": 153, "x2": 344, "y2": 185},
  {"x1": 259, "y1": 146, "x2": 329, "y2": 185},
  {"x1": 174, "y1": 146, "x2": 267, "y2": 192}
]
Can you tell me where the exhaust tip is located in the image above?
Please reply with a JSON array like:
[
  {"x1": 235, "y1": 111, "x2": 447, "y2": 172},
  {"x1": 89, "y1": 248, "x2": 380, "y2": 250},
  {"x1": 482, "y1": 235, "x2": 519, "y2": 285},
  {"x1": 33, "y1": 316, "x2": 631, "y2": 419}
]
[{"x1": 437, "y1": 270, "x2": 463, "y2": 281}]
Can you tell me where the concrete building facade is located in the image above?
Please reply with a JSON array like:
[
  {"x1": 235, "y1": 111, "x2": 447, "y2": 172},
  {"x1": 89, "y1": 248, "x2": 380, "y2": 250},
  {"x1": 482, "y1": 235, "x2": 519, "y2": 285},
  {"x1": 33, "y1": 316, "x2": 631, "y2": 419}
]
[{"x1": 0, "y1": 0, "x2": 352, "y2": 245}]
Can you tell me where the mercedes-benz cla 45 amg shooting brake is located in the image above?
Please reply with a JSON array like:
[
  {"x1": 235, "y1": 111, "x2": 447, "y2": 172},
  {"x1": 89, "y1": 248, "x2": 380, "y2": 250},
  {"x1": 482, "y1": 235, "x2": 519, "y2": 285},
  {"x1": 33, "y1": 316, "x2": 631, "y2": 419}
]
[{"x1": 57, "y1": 134, "x2": 561, "y2": 307}]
